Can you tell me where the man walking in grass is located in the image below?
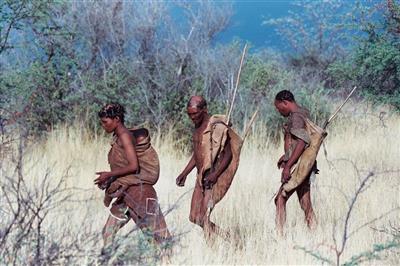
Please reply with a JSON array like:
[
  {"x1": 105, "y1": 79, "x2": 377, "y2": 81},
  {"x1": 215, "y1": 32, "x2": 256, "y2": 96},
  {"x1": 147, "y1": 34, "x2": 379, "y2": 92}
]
[
  {"x1": 274, "y1": 90, "x2": 318, "y2": 235},
  {"x1": 176, "y1": 95, "x2": 242, "y2": 241}
]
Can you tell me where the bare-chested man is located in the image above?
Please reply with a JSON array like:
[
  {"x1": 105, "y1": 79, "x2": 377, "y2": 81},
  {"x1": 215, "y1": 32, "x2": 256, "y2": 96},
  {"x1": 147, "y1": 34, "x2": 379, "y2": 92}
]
[
  {"x1": 274, "y1": 90, "x2": 317, "y2": 235},
  {"x1": 176, "y1": 96, "x2": 240, "y2": 240}
]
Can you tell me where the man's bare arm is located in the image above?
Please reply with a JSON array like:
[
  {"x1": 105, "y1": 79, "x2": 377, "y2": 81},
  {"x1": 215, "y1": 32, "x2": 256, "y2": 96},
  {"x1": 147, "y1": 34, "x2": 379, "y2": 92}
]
[
  {"x1": 212, "y1": 140, "x2": 232, "y2": 178},
  {"x1": 283, "y1": 126, "x2": 291, "y2": 153},
  {"x1": 278, "y1": 128, "x2": 291, "y2": 168},
  {"x1": 176, "y1": 154, "x2": 196, "y2": 186},
  {"x1": 286, "y1": 138, "x2": 305, "y2": 169},
  {"x1": 204, "y1": 138, "x2": 232, "y2": 187},
  {"x1": 181, "y1": 154, "x2": 196, "y2": 176}
]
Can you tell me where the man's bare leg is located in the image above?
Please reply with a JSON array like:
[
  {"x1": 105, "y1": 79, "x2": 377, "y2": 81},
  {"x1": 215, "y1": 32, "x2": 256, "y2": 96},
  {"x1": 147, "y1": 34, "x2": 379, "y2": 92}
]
[
  {"x1": 201, "y1": 189, "x2": 230, "y2": 241},
  {"x1": 189, "y1": 184, "x2": 229, "y2": 241},
  {"x1": 275, "y1": 187, "x2": 296, "y2": 236},
  {"x1": 296, "y1": 182, "x2": 317, "y2": 230},
  {"x1": 275, "y1": 189, "x2": 287, "y2": 236},
  {"x1": 189, "y1": 182, "x2": 203, "y2": 225}
]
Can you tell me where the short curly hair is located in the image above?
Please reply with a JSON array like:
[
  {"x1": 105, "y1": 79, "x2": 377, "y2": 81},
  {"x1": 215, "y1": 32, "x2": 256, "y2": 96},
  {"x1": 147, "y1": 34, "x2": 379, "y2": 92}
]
[
  {"x1": 275, "y1": 90, "x2": 295, "y2": 102},
  {"x1": 98, "y1": 103, "x2": 125, "y2": 123}
]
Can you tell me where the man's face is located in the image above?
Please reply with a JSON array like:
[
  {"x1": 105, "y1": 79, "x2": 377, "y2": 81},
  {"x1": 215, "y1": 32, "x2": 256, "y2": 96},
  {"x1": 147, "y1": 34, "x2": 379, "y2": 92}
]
[
  {"x1": 100, "y1": 117, "x2": 119, "y2": 133},
  {"x1": 187, "y1": 106, "x2": 206, "y2": 127},
  {"x1": 274, "y1": 100, "x2": 291, "y2": 117}
]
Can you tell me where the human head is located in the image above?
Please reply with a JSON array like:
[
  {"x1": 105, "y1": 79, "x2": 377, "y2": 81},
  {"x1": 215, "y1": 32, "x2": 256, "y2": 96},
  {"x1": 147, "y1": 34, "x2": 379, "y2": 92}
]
[
  {"x1": 98, "y1": 103, "x2": 125, "y2": 133},
  {"x1": 186, "y1": 95, "x2": 208, "y2": 128},
  {"x1": 274, "y1": 90, "x2": 296, "y2": 117}
]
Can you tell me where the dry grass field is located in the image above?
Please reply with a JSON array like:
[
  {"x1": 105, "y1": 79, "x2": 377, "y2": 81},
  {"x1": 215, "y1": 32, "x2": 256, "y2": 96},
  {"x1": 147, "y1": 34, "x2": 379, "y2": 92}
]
[{"x1": 2, "y1": 105, "x2": 400, "y2": 265}]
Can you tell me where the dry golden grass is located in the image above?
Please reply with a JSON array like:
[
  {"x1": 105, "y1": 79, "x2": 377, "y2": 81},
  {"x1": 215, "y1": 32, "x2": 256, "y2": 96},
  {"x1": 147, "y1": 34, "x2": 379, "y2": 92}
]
[{"x1": 4, "y1": 107, "x2": 400, "y2": 265}]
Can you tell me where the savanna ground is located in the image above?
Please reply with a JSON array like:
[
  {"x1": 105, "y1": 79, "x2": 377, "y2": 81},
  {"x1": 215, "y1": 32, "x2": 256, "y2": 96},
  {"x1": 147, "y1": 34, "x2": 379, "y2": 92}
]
[{"x1": 2, "y1": 103, "x2": 399, "y2": 265}]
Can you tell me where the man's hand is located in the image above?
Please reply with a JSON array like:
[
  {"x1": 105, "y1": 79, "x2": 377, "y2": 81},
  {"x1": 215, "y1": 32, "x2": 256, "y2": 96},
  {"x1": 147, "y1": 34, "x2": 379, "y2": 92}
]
[
  {"x1": 176, "y1": 173, "x2": 187, "y2": 187},
  {"x1": 277, "y1": 155, "x2": 286, "y2": 169},
  {"x1": 94, "y1": 171, "x2": 111, "y2": 189},
  {"x1": 203, "y1": 173, "x2": 218, "y2": 189},
  {"x1": 281, "y1": 166, "x2": 291, "y2": 184}
]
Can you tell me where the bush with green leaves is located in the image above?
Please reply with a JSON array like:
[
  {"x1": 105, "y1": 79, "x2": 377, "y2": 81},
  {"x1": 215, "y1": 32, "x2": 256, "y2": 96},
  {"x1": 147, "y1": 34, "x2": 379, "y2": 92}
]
[
  {"x1": 328, "y1": 1, "x2": 400, "y2": 111},
  {"x1": 0, "y1": 60, "x2": 74, "y2": 134}
]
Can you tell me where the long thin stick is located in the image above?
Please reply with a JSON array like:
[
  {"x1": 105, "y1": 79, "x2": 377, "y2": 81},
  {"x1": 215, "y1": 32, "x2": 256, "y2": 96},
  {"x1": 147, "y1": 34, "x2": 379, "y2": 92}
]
[
  {"x1": 242, "y1": 109, "x2": 259, "y2": 142},
  {"x1": 323, "y1": 86, "x2": 357, "y2": 129},
  {"x1": 226, "y1": 44, "x2": 248, "y2": 125}
]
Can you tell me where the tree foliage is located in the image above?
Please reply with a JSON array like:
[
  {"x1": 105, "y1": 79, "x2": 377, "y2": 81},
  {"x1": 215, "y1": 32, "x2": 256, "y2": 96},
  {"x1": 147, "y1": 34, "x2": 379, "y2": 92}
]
[
  {"x1": 263, "y1": 0, "x2": 353, "y2": 73},
  {"x1": 352, "y1": 0, "x2": 400, "y2": 110},
  {"x1": 1, "y1": 0, "x2": 399, "y2": 142},
  {"x1": 327, "y1": 0, "x2": 400, "y2": 110}
]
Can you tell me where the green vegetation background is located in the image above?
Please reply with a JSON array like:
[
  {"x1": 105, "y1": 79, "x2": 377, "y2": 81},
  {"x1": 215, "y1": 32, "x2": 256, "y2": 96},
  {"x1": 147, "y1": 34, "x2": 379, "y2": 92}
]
[{"x1": 1, "y1": 0, "x2": 399, "y2": 145}]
